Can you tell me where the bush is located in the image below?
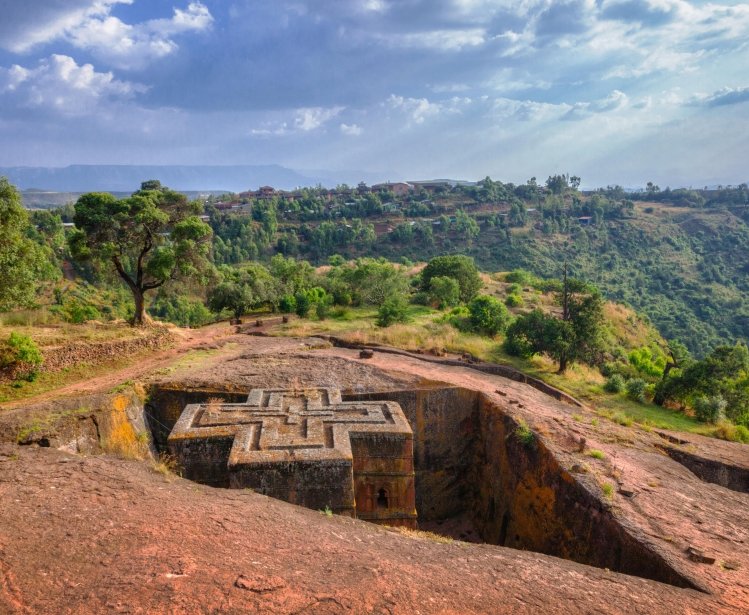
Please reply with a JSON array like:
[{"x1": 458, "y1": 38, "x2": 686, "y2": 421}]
[
  {"x1": 713, "y1": 420, "x2": 749, "y2": 443},
  {"x1": 0, "y1": 332, "x2": 43, "y2": 380},
  {"x1": 625, "y1": 378, "x2": 647, "y2": 402},
  {"x1": 468, "y1": 295, "x2": 511, "y2": 336},
  {"x1": 315, "y1": 300, "x2": 330, "y2": 320},
  {"x1": 279, "y1": 294, "x2": 296, "y2": 314},
  {"x1": 294, "y1": 292, "x2": 311, "y2": 318},
  {"x1": 149, "y1": 295, "x2": 213, "y2": 327},
  {"x1": 693, "y1": 395, "x2": 727, "y2": 424},
  {"x1": 420, "y1": 255, "x2": 482, "y2": 303},
  {"x1": 60, "y1": 299, "x2": 101, "y2": 323},
  {"x1": 604, "y1": 373, "x2": 626, "y2": 393},
  {"x1": 376, "y1": 295, "x2": 410, "y2": 327},
  {"x1": 505, "y1": 270, "x2": 530, "y2": 285},
  {"x1": 410, "y1": 291, "x2": 431, "y2": 306},
  {"x1": 505, "y1": 294, "x2": 523, "y2": 308},
  {"x1": 514, "y1": 418, "x2": 535, "y2": 447},
  {"x1": 438, "y1": 305, "x2": 472, "y2": 332},
  {"x1": 428, "y1": 276, "x2": 460, "y2": 309}
]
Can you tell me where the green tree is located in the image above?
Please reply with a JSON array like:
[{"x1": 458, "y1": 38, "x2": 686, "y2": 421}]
[
  {"x1": 656, "y1": 343, "x2": 749, "y2": 425},
  {"x1": 556, "y1": 271, "x2": 605, "y2": 373},
  {"x1": 376, "y1": 295, "x2": 410, "y2": 327},
  {"x1": 208, "y1": 262, "x2": 279, "y2": 318},
  {"x1": 503, "y1": 273, "x2": 604, "y2": 373},
  {"x1": 69, "y1": 182, "x2": 213, "y2": 326},
  {"x1": 503, "y1": 309, "x2": 571, "y2": 361},
  {"x1": 208, "y1": 281, "x2": 254, "y2": 320},
  {"x1": 341, "y1": 259, "x2": 409, "y2": 306},
  {"x1": 0, "y1": 178, "x2": 54, "y2": 311},
  {"x1": 0, "y1": 332, "x2": 44, "y2": 380},
  {"x1": 421, "y1": 255, "x2": 482, "y2": 303},
  {"x1": 468, "y1": 295, "x2": 512, "y2": 336},
  {"x1": 428, "y1": 276, "x2": 460, "y2": 309},
  {"x1": 269, "y1": 254, "x2": 315, "y2": 296}
]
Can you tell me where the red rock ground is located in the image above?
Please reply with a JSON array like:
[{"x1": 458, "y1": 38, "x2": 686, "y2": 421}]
[
  {"x1": 0, "y1": 445, "x2": 716, "y2": 615},
  {"x1": 1, "y1": 332, "x2": 748, "y2": 613}
]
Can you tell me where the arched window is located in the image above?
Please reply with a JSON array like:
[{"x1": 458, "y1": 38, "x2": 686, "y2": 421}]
[{"x1": 377, "y1": 488, "x2": 389, "y2": 509}]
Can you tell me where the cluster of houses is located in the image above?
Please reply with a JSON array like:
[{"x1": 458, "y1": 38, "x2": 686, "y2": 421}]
[{"x1": 211, "y1": 180, "x2": 463, "y2": 211}]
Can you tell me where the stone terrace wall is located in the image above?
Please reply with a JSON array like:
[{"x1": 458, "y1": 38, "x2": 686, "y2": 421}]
[{"x1": 40, "y1": 331, "x2": 174, "y2": 373}]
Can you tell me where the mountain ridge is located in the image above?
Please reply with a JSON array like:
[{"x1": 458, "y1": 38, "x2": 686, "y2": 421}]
[{"x1": 0, "y1": 164, "x2": 388, "y2": 193}]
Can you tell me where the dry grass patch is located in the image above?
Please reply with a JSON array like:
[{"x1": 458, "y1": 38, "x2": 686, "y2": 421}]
[
  {"x1": 392, "y1": 526, "x2": 454, "y2": 544},
  {"x1": 151, "y1": 453, "x2": 179, "y2": 477}
]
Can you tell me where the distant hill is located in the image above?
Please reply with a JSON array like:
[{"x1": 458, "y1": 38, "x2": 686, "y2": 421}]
[{"x1": 0, "y1": 164, "x2": 353, "y2": 193}]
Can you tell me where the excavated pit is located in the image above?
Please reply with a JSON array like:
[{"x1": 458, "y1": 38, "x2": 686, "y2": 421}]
[{"x1": 146, "y1": 383, "x2": 700, "y2": 590}]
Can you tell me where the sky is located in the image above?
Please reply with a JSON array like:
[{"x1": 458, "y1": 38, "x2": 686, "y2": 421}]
[{"x1": 0, "y1": 0, "x2": 748, "y2": 188}]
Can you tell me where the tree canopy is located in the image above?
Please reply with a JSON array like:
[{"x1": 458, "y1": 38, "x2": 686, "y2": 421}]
[
  {"x1": 0, "y1": 178, "x2": 55, "y2": 311},
  {"x1": 69, "y1": 181, "x2": 213, "y2": 325},
  {"x1": 504, "y1": 275, "x2": 604, "y2": 372},
  {"x1": 420, "y1": 255, "x2": 482, "y2": 303}
]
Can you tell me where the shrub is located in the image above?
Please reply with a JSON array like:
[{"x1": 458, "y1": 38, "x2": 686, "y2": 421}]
[
  {"x1": 604, "y1": 373, "x2": 626, "y2": 393},
  {"x1": 279, "y1": 294, "x2": 296, "y2": 314},
  {"x1": 149, "y1": 295, "x2": 213, "y2": 327},
  {"x1": 693, "y1": 395, "x2": 726, "y2": 424},
  {"x1": 410, "y1": 291, "x2": 431, "y2": 306},
  {"x1": 514, "y1": 419, "x2": 535, "y2": 447},
  {"x1": 294, "y1": 292, "x2": 311, "y2": 318},
  {"x1": 468, "y1": 295, "x2": 511, "y2": 336},
  {"x1": 612, "y1": 412, "x2": 633, "y2": 426},
  {"x1": 625, "y1": 378, "x2": 646, "y2": 402},
  {"x1": 505, "y1": 270, "x2": 530, "y2": 285},
  {"x1": 713, "y1": 420, "x2": 749, "y2": 443},
  {"x1": 420, "y1": 255, "x2": 482, "y2": 303},
  {"x1": 376, "y1": 295, "x2": 410, "y2": 327},
  {"x1": 587, "y1": 449, "x2": 605, "y2": 459},
  {"x1": 428, "y1": 276, "x2": 460, "y2": 309},
  {"x1": 62, "y1": 299, "x2": 101, "y2": 323},
  {"x1": 315, "y1": 300, "x2": 330, "y2": 320},
  {"x1": 0, "y1": 332, "x2": 43, "y2": 380},
  {"x1": 438, "y1": 305, "x2": 472, "y2": 332},
  {"x1": 505, "y1": 294, "x2": 523, "y2": 308}
]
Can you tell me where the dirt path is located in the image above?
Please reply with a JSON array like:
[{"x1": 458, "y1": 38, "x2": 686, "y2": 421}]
[{"x1": 0, "y1": 322, "x2": 236, "y2": 411}]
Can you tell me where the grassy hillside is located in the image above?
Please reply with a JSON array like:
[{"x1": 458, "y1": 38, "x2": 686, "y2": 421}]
[
  {"x1": 311, "y1": 203, "x2": 749, "y2": 356},
  {"x1": 277, "y1": 274, "x2": 719, "y2": 438}
]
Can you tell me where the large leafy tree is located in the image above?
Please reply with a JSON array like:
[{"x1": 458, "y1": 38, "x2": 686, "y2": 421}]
[
  {"x1": 655, "y1": 343, "x2": 749, "y2": 425},
  {"x1": 69, "y1": 181, "x2": 213, "y2": 326},
  {"x1": 340, "y1": 258, "x2": 409, "y2": 306},
  {"x1": 0, "y1": 177, "x2": 54, "y2": 311},
  {"x1": 420, "y1": 255, "x2": 482, "y2": 303},
  {"x1": 503, "y1": 273, "x2": 604, "y2": 373},
  {"x1": 208, "y1": 263, "x2": 280, "y2": 319}
]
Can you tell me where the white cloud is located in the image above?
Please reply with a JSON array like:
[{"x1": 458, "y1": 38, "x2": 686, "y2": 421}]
[
  {"x1": 687, "y1": 85, "x2": 749, "y2": 108},
  {"x1": 563, "y1": 89, "x2": 629, "y2": 120},
  {"x1": 340, "y1": 123, "x2": 363, "y2": 136},
  {"x1": 250, "y1": 106, "x2": 345, "y2": 136},
  {"x1": 387, "y1": 95, "x2": 442, "y2": 124},
  {"x1": 0, "y1": 1, "x2": 213, "y2": 70},
  {"x1": 0, "y1": 54, "x2": 145, "y2": 115},
  {"x1": 0, "y1": 0, "x2": 131, "y2": 53},
  {"x1": 294, "y1": 106, "x2": 344, "y2": 131},
  {"x1": 385, "y1": 28, "x2": 486, "y2": 51},
  {"x1": 67, "y1": 2, "x2": 213, "y2": 69}
]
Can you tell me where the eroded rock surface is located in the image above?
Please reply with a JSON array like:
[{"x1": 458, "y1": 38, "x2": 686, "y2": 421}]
[{"x1": 0, "y1": 446, "x2": 718, "y2": 615}]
